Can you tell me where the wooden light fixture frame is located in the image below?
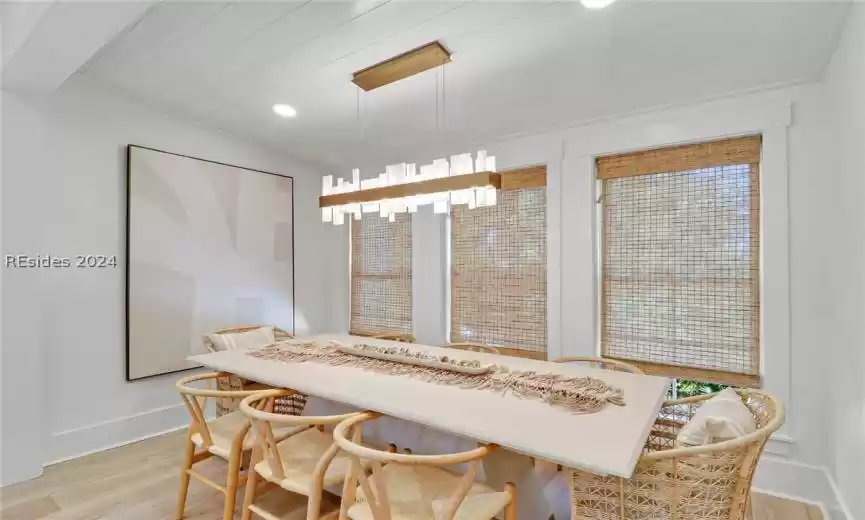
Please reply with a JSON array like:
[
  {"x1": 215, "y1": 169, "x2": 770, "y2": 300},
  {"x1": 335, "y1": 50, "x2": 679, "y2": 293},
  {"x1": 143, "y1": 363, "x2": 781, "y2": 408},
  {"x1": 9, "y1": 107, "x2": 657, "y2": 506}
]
[
  {"x1": 352, "y1": 41, "x2": 451, "y2": 91},
  {"x1": 320, "y1": 172, "x2": 499, "y2": 208},
  {"x1": 318, "y1": 166, "x2": 546, "y2": 208}
]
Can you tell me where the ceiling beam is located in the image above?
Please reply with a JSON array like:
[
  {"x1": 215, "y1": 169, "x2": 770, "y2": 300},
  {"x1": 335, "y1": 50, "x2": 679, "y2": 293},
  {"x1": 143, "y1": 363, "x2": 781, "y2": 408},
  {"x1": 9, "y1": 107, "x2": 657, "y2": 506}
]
[{"x1": 1, "y1": 1, "x2": 156, "y2": 94}]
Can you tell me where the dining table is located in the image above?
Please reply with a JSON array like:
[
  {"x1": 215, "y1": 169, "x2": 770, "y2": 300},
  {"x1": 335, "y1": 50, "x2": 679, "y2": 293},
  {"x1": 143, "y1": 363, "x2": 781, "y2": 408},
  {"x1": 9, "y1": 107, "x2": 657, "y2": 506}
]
[{"x1": 188, "y1": 333, "x2": 671, "y2": 519}]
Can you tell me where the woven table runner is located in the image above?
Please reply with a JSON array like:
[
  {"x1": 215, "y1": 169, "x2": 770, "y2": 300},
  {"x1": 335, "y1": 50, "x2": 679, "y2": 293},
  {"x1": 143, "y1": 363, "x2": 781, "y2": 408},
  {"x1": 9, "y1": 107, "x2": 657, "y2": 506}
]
[{"x1": 248, "y1": 341, "x2": 625, "y2": 414}]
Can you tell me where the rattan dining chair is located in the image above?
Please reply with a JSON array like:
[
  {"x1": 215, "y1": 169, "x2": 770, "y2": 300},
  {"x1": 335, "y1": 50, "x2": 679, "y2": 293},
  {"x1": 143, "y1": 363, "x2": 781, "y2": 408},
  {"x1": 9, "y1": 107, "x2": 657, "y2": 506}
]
[
  {"x1": 174, "y1": 373, "x2": 308, "y2": 520},
  {"x1": 441, "y1": 342, "x2": 501, "y2": 355},
  {"x1": 334, "y1": 411, "x2": 516, "y2": 520},
  {"x1": 203, "y1": 325, "x2": 294, "y2": 352},
  {"x1": 570, "y1": 389, "x2": 784, "y2": 520},
  {"x1": 204, "y1": 326, "x2": 306, "y2": 417},
  {"x1": 552, "y1": 356, "x2": 643, "y2": 373}
]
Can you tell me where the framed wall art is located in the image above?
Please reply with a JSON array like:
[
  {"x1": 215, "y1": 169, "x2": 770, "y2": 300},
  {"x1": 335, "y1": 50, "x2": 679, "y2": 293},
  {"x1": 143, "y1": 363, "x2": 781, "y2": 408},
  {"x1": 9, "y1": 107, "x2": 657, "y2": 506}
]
[{"x1": 125, "y1": 145, "x2": 295, "y2": 380}]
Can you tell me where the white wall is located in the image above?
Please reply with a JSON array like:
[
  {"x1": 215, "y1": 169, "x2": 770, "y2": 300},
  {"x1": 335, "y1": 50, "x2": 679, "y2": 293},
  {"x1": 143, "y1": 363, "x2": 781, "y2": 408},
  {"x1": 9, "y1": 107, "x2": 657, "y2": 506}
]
[
  {"x1": 823, "y1": 5, "x2": 865, "y2": 520},
  {"x1": 2, "y1": 84, "x2": 49, "y2": 485},
  {"x1": 0, "y1": 73, "x2": 345, "y2": 483}
]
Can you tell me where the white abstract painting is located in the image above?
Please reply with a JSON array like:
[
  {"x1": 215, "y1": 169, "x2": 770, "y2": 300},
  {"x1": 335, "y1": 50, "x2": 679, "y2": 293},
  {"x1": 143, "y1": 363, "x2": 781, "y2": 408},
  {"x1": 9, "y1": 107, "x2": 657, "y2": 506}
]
[{"x1": 126, "y1": 145, "x2": 294, "y2": 380}]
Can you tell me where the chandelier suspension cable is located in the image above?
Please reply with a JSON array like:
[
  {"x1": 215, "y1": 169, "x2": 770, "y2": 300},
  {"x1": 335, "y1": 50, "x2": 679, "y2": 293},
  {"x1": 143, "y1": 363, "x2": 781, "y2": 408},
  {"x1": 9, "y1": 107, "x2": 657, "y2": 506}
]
[
  {"x1": 352, "y1": 85, "x2": 364, "y2": 223},
  {"x1": 355, "y1": 85, "x2": 361, "y2": 168},
  {"x1": 441, "y1": 62, "x2": 446, "y2": 146},
  {"x1": 435, "y1": 64, "x2": 440, "y2": 145}
]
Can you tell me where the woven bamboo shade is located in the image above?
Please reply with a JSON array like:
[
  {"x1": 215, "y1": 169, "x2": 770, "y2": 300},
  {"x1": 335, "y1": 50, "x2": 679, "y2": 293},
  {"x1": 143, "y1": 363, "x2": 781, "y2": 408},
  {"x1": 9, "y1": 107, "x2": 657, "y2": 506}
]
[
  {"x1": 451, "y1": 167, "x2": 547, "y2": 358},
  {"x1": 598, "y1": 136, "x2": 761, "y2": 387},
  {"x1": 350, "y1": 213, "x2": 413, "y2": 336}
]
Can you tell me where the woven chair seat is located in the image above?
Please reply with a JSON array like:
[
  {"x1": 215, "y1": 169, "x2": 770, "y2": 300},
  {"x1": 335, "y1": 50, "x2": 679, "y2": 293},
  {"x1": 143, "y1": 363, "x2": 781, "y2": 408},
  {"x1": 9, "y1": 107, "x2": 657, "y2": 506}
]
[
  {"x1": 348, "y1": 464, "x2": 511, "y2": 520},
  {"x1": 191, "y1": 411, "x2": 306, "y2": 459},
  {"x1": 254, "y1": 428, "x2": 371, "y2": 495}
]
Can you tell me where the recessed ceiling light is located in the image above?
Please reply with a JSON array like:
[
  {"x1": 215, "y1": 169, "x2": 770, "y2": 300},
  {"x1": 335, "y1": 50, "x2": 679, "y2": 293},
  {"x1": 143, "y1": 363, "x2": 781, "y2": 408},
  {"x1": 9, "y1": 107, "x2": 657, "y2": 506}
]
[
  {"x1": 581, "y1": 0, "x2": 617, "y2": 9},
  {"x1": 272, "y1": 104, "x2": 297, "y2": 118}
]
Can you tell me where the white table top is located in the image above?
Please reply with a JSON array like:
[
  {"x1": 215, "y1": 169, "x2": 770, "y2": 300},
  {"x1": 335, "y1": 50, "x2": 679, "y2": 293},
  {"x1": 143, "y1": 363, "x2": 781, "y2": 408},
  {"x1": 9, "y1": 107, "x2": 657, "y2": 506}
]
[{"x1": 189, "y1": 333, "x2": 670, "y2": 477}]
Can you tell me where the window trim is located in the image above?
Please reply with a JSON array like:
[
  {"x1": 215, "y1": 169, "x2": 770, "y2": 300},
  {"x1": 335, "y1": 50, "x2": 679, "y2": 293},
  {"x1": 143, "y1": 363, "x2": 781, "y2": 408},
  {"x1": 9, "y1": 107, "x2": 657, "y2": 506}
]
[
  {"x1": 559, "y1": 97, "x2": 792, "y2": 452},
  {"x1": 596, "y1": 137, "x2": 763, "y2": 387}
]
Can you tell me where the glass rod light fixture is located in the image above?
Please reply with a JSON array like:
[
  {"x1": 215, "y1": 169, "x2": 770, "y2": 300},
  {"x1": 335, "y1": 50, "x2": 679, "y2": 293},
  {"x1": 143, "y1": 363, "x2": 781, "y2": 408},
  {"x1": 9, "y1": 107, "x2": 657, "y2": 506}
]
[
  {"x1": 320, "y1": 150, "x2": 497, "y2": 225},
  {"x1": 322, "y1": 45, "x2": 495, "y2": 225}
]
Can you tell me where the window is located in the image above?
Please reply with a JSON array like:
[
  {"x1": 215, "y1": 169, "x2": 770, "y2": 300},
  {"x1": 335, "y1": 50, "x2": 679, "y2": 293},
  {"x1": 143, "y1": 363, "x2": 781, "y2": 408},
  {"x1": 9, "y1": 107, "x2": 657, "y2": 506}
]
[
  {"x1": 671, "y1": 380, "x2": 728, "y2": 399},
  {"x1": 450, "y1": 167, "x2": 547, "y2": 359},
  {"x1": 598, "y1": 136, "x2": 761, "y2": 387},
  {"x1": 350, "y1": 213, "x2": 412, "y2": 336}
]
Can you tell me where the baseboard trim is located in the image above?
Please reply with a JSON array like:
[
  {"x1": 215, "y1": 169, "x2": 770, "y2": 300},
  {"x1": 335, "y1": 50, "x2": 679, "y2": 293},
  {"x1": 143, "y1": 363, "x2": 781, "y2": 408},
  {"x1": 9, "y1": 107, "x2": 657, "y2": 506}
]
[
  {"x1": 47, "y1": 403, "x2": 188, "y2": 465},
  {"x1": 764, "y1": 433, "x2": 795, "y2": 456},
  {"x1": 754, "y1": 455, "x2": 854, "y2": 520},
  {"x1": 825, "y1": 468, "x2": 856, "y2": 520}
]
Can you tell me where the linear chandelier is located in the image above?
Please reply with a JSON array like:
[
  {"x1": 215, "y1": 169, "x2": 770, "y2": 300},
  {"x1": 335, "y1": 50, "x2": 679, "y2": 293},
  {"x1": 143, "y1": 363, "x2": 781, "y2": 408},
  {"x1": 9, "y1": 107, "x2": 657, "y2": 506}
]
[
  {"x1": 320, "y1": 150, "x2": 498, "y2": 225},
  {"x1": 320, "y1": 41, "x2": 500, "y2": 226}
]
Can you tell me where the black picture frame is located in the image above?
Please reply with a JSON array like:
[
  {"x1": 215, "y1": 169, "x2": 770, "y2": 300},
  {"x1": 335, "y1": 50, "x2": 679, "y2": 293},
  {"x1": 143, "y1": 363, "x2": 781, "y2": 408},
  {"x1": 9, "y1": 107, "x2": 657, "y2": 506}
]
[{"x1": 125, "y1": 144, "x2": 296, "y2": 381}]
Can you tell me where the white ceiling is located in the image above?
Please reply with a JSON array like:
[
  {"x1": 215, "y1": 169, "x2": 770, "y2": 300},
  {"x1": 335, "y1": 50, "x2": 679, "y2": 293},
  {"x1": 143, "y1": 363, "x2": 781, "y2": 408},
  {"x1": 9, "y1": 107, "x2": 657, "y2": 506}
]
[{"x1": 80, "y1": 0, "x2": 851, "y2": 172}]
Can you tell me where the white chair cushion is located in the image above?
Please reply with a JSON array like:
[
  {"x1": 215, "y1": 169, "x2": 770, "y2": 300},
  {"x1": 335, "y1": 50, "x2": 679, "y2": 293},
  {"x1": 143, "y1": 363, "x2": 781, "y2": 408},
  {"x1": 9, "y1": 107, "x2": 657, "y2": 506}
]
[
  {"x1": 348, "y1": 464, "x2": 510, "y2": 520},
  {"x1": 208, "y1": 326, "x2": 275, "y2": 351},
  {"x1": 191, "y1": 411, "x2": 306, "y2": 459},
  {"x1": 254, "y1": 428, "x2": 367, "y2": 495},
  {"x1": 676, "y1": 388, "x2": 757, "y2": 447}
]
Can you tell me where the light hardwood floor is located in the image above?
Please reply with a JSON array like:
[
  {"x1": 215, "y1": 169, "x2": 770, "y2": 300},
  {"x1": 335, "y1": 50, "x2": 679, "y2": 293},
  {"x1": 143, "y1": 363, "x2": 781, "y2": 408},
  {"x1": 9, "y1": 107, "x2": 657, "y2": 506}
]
[{"x1": 0, "y1": 431, "x2": 823, "y2": 520}]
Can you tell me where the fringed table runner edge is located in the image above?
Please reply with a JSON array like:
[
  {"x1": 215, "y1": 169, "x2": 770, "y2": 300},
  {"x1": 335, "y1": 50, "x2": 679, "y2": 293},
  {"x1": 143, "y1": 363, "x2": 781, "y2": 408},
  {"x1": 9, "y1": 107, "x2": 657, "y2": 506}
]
[{"x1": 247, "y1": 341, "x2": 625, "y2": 414}]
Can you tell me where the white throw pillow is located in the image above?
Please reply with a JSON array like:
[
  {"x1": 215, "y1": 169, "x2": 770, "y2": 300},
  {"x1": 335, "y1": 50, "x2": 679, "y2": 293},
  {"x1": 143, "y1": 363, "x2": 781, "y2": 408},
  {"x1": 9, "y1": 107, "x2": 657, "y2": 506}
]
[
  {"x1": 207, "y1": 326, "x2": 276, "y2": 352},
  {"x1": 675, "y1": 388, "x2": 757, "y2": 447}
]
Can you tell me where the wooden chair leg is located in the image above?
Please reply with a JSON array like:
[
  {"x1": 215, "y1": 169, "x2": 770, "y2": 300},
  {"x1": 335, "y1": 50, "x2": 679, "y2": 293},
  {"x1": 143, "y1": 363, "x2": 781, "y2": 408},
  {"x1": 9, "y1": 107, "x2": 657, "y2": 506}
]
[
  {"x1": 175, "y1": 436, "x2": 196, "y2": 520},
  {"x1": 338, "y1": 459, "x2": 358, "y2": 520},
  {"x1": 241, "y1": 450, "x2": 261, "y2": 520},
  {"x1": 338, "y1": 475, "x2": 355, "y2": 520},
  {"x1": 504, "y1": 482, "x2": 516, "y2": 520},
  {"x1": 223, "y1": 449, "x2": 243, "y2": 520}
]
